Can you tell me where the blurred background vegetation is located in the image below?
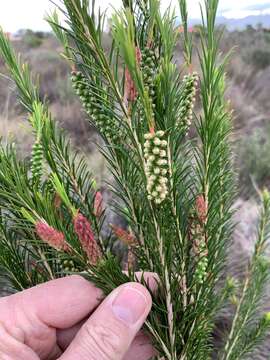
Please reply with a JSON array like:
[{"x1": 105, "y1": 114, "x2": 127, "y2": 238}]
[{"x1": 1, "y1": 24, "x2": 270, "y2": 198}]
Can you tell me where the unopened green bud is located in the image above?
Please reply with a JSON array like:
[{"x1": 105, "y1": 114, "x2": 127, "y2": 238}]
[
  {"x1": 230, "y1": 295, "x2": 239, "y2": 306},
  {"x1": 264, "y1": 312, "x2": 270, "y2": 323},
  {"x1": 262, "y1": 188, "x2": 270, "y2": 202},
  {"x1": 92, "y1": 179, "x2": 97, "y2": 189},
  {"x1": 226, "y1": 276, "x2": 237, "y2": 291}
]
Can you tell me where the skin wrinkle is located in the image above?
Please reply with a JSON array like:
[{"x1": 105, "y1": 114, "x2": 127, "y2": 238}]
[
  {"x1": 1, "y1": 288, "x2": 61, "y2": 359},
  {"x1": 0, "y1": 322, "x2": 39, "y2": 360},
  {"x1": 36, "y1": 276, "x2": 103, "y2": 328},
  {"x1": 57, "y1": 324, "x2": 154, "y2": 358},
  {"x1": 0, "y1": 276, "x2": 104, "y2": 360},
  {"x1": 75, "y1": 321, "x2": 123, "y2": 360},
  {"x1": 48, "y1": 298, "x2": 101, "y2": 326},
  {"x1": 0, "y1": 276, "x2": 155, "y2": 360},
  {"x1": 123, "y1": 332, "x2": 156, "y2": 360},
  {"x1": 18, "y1": 293, "x2": 56, "y2": 359},
  {"x1": 57, "y1": 319, "x2": 86, "y2": 350}
]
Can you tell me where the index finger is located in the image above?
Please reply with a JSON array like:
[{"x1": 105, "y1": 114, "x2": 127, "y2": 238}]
[{"x1": 0, "y1": 275, "x2": 102, "y2": 329}]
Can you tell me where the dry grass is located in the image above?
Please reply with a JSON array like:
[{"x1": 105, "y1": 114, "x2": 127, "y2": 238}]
[{"x1": 0, "y1": 114, "x2": 33, "y2": 156}]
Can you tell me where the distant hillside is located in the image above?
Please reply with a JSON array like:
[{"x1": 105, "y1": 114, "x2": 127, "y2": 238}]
[{"x1": 188, "y1": 14, "x2": 270, "y2": 30}]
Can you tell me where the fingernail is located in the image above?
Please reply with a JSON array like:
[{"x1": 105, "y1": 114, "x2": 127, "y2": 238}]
[{"x1": 112, "y1": 285, "x2": 148, "y2": 325}]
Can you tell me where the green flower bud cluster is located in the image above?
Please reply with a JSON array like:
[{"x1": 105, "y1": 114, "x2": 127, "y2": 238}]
[
  {"x1": 190, "y1": 221, "x2": 208, "y2": 285},
  {"x1": 226, "y1": 276, "x2": 238, "y2": 292},
  {"x1": 58, "y1": 258, "x2": 79, "y2": 273},
  {"x1": 194, "y1": 242, "x2": 208, "y2": 285},
  {"x1": 140, "y1": 48, "x2": 157, "y2": 119},
  {"x1": 45, "y1": 175, "x2": 55, "y2": 195},
  {"x1": 144, "y1": 131, "x2": 169, "y2": 204},
  {"x1": 141, "y1": 48, "x2": 156, "y2": 97},
  {"x1": 262, "y1": 188, "x2": 270, "y2": 203},
  {"x1": 36, "y1": 272, "x2": 44, "y2": 282},
  {"x1": 264, "y1": 312, "x2": 270, "y2": 323},
  {"x1": 178, "y1": 72, "x2": 199, "y2": 135},
  {"x1": 31, "y1": 269, "x2": 44, "y2": 284},
  {"x1": 71, "y1": 71, "x2": 119, "y2": 141},
  {"x1": 31, "y1": 140, "x2": 43, "y2": 183}
]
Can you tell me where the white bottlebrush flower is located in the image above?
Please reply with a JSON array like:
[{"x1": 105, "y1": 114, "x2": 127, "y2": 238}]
[
  {"x1": 157, "y1": 159, "x2": 168, "y2": 166},
  {"x1": 147, "y1": 184, "x2": 153, "y2": 192},
  {"x1": 144, "y1": 140, "x2": 151, "y2": 148},
  {"x1": 144, "y1": 133, "x2": 155, "y2": 140},
  {"x1": 154, "y1": 137, "x2": 161, "y2": 146},
  {"x1": 159, "y1": 177, "x2": 168, "y2": 184},
  {"x1": 160, "y1": 150, "x2": 167, "y2": 157},
  {"x1": 153, "y1": 147, "x2": 160, "y2": 155},
  {"x1": 160, "y1": 192, "x2": 167, "y2": 200},
  {"x1": 156, "y1": 130, "x2": 165, "y2": 137},
  {"x1": 143, "y1": 131, "x2": 169, "y2": 204},
  {"x1": 161, "y1": 169, "x2": 168, "y2": 175},
  {"x1": 161, "y1": 140, "x2": 168, "y2": 148}
]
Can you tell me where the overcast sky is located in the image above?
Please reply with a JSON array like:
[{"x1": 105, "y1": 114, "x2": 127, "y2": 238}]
[{"x1": 1, "y1": 0, "x2": 270, "y2": 33}]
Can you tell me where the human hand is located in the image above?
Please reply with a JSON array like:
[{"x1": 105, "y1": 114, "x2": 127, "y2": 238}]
[{"x1": 0, "y1": 275, "x2": 155, "y2": 359}]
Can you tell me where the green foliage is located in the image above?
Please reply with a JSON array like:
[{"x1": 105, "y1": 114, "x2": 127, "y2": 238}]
[
  {"x1": 22, "y1": 30, "x2": 43, "y2": 48},
  {"x1": 248, "y1": 49, "x2": 270, "y2": 70},
  {"x1": 178, "y1": 0, "x2": 193, "y2": 66},
  {"x1": 0, "y1": 27, "x2": 40, "y2": 112},
  {"x1": 238, "y1": 127, "x2": 270, "y2": 194},
  {"x1": 221, "y1": 190, "x2": 270, "y2": 359},
  {"x1": 71, "y1": 70, "x2": 120, "y2": 140},
  {"x1": 0, "y1": 1, "x2": 270, "y2": 359}
]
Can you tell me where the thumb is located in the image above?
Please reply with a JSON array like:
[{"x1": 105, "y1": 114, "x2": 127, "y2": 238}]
[{"x1": 61, "y1": 282, "x2": 152, "y2": 360}]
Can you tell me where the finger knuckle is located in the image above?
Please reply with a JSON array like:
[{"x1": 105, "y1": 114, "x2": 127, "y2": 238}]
[
  {"x1": 81, "y1": 321, "x2": 123, "y2": 360},
  {"x1": 0, "y1": 322, "x2": 29, "y2": 359}
]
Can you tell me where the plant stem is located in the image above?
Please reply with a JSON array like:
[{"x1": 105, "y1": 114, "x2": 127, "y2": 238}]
[
  {"x1": 151, "y1": 210, "x2": 177, "y2": 358},
  {"x1": 221, "y1": 276, "x2": 249, "y2": 360},
  {"x1": 167, "y1": 138, "x2": 187, "y2": 310}
]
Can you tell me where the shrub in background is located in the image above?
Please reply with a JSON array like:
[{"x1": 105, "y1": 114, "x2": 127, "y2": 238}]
[
  {"x1": 22, "y1": 29, "x2": 43, "y2": 48},
  {"x1": 1, "y1": 0, "x2": 270, "y2": 358},
  {"x1": 238, "y1": 127, "x2": 270, "y2": 196},
  {"x1": 248, "y1": 49, "x2": 270, "y2": 70}
]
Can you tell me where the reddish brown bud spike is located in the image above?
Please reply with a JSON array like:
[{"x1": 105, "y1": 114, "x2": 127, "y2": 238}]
[
  {"x1": 94, "y1": 191, "x2": 104, "y2": 218},
  {"x1": 124, "y1": 68, "x2": 137, "y2": 103},
  {"x1": 136, "y1": 46, "x2": 142, "y2": 63},
  {"x1": 111, "y1": 224, "x2": 137, "y2": 246},
  {"x1": 124, "y1": 47, "x2": 141, "y2": 104},
  {"x1": 73, "y1": 213, "x2": 102, "y2": 265},
  {"x1": 36, "y1": 221, "x2": 69, "y2": 252},
  {"x1": 54, "y1": 193, "x2": 62, "y2": 209},
  {"x1": 127, "y1": 247, "x2": 136, "y2": 270},
  {"x1": 196, "y1": 194, "x2": 207, "y2": 223}
]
